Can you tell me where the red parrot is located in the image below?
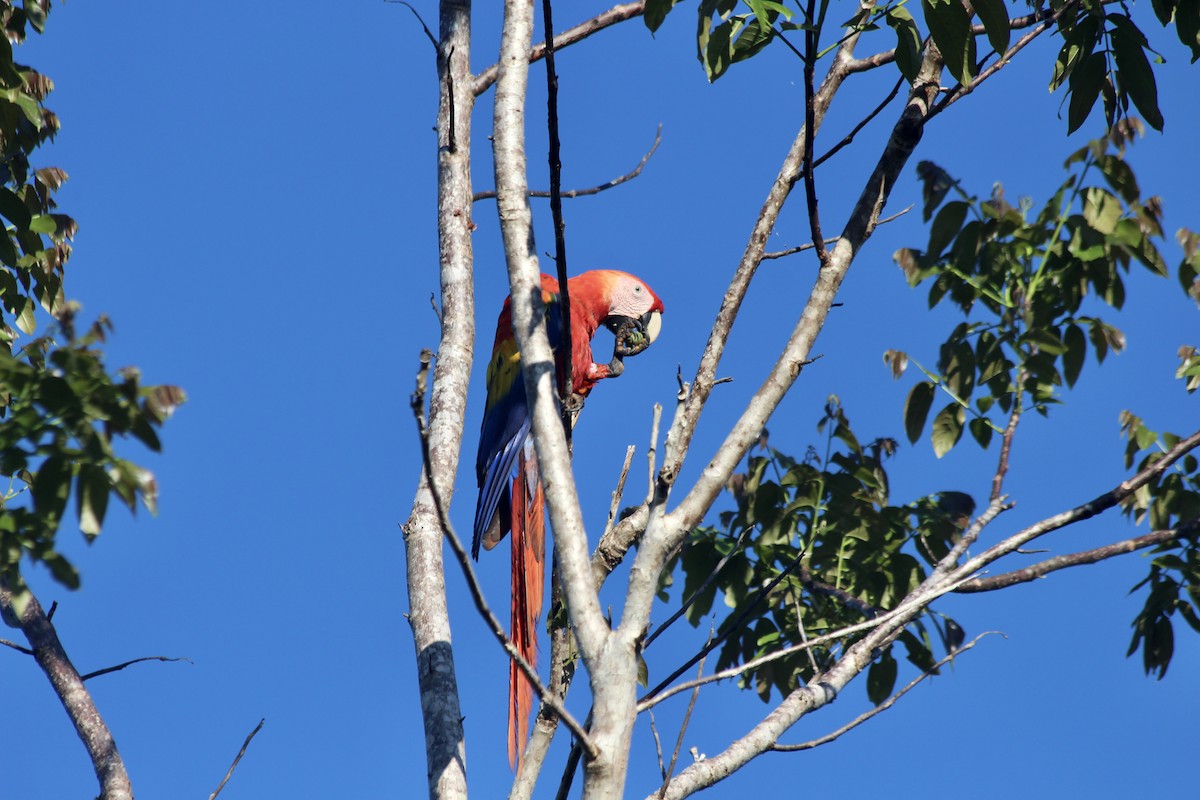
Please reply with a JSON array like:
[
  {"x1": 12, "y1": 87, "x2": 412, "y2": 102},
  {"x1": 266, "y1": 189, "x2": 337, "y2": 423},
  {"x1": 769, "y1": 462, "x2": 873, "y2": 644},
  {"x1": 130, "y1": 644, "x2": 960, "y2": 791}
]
[{"x1": 473, "y1": 269, "x2": 664, "y2": 767}]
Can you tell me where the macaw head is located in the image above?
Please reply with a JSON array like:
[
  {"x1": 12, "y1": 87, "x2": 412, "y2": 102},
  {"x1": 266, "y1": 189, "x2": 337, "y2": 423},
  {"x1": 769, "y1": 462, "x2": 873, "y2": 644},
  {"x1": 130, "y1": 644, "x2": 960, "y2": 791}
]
[{"x1": 578, "y1": 270, "x2": 664, "y2": 356}]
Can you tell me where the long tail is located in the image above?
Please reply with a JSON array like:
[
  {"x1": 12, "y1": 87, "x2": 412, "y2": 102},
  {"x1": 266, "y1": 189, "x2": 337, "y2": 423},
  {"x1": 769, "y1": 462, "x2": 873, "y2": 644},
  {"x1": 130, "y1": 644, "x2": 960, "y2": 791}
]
[{"x1": 508, "y1": 446, "x2": 545, "y2": 769}]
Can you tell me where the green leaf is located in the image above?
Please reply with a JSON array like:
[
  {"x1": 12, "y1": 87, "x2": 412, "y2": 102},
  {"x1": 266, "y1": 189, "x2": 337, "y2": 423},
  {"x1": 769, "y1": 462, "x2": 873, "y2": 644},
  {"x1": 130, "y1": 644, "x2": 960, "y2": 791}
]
[
  {"x1": 867, "y1": 651, "x2": 898, "y2": 705},
  {"x1": 931, "y1": 402, "x2": 964, "y2": 458},
  {"x1": 27, "y1": 214, "x2": 55, "y2": 234},
  {"x1": 972, "y1": 0, "x2": 1010, "y2": 55},
  {"x1": 1050, "y1": 14, "x2": 1098, "y2": 92},
  {"x1": 1083, "y1": 187, "x2": 1122, "y2": 235},
  {"x1": 704, "y1": 18, "x2": 736, "y2": 81},
  {"x1": 904, "y1": 381, "x2": 935, "y2": 444},
  {"x1": 33, "y1": 456, "x2": 72, "y2": 526},
  {"x1": 1062, "y1": 323, "x2": 1087, "y2": 387},
  {"x1": 968, "y1": 416, "x2": 993, "y2": 448},
  {"x1": 645, "y1": 0, "x2": 683, "y2": 32},
  {"x1": 1023, "y1": 328, "x2": 1067, "y2": 355},
  {"x1": 1067, "y1": 52, "x2": 1105, "y2": 133},
  {"x1": 76, "y1": 464, "x2": 111, "y2": 538},
  {"x1": 923, "y1": 0, "x2": 975, "y2": 85},
  {"x1": 1110, "y1": 16, "x2": 1165, "y2": 131},
  {"x1": 0, "y1": 186, "x2": 31, "y2": 230},
  {"x1": 732, "y1": 16, "x2": 775, "y2": 63},
  {"x1": 928, "y1": 200, "x2": 969, "y2": 257},
  {"x1": 1176, "y1": 0, "x2": 1200, "y2": 62},
  {"x1": 886, "y1": 7, "x2": 924, "y2": 82}
]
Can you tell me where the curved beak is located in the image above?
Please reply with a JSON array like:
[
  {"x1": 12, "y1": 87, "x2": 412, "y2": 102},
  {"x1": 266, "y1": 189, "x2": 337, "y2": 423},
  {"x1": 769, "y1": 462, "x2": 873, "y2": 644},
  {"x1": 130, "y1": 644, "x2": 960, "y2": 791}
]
[{"x1": 642, "y1": 310, "x2": 662, "y2": 345}]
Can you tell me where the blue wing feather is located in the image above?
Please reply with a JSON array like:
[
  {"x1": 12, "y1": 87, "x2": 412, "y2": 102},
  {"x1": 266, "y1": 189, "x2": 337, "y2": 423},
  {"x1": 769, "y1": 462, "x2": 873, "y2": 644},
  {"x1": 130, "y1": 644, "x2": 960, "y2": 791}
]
[{"x1": 473, "y1": 285, "x2": 565, "y2": 558}]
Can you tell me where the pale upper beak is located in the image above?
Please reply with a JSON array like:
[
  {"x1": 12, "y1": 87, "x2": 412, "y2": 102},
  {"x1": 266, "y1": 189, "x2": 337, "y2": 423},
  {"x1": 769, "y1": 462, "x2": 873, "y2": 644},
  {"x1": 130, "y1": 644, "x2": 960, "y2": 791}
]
[{"x1": 642, "y1": 310, "x2": 662, "y2": 345}]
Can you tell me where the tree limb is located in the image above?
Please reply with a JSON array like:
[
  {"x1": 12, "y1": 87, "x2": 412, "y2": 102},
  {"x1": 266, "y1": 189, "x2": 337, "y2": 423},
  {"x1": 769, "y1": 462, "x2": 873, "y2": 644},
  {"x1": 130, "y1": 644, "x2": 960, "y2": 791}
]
[
  {"x1": 80, "y1": 655, "x2": 192, "y2": 682},
  {"x1": 474, "y1": 124, "x2": 662, "y2": 202},
  {"x1": 0, "y1": 579, "x2": 133, "y2": 800},
  {"x1": 401, "y1": 2, "x2": 476, "y2": 795},
  {"x1": 474, "y1": 2, "x2": 646, "y2": 95},
  {"x1": 208, "y1": 718, "x2": 265, "y2": 800},
  {"x1": 956, "y1": 523, "x2": 1199, "y2": 593},
  {"x1": 769, "y1": 632, "x2": 999, "y2": 751},
  {"x1": 411, "y1": 351, "x2": 599, "y2": 758}
]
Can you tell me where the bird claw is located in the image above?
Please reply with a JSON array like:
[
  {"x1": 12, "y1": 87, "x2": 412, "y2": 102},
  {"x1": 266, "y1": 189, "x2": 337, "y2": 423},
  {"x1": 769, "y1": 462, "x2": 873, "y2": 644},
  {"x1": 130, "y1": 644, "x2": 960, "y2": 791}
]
[{"x1": 612, "y1": 316, "x2": 652, "y2": 358}]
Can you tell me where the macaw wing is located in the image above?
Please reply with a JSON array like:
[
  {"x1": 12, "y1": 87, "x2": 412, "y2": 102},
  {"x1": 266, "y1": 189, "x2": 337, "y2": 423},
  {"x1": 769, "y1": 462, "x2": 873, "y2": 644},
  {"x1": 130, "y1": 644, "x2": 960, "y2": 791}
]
[{"x1": 473, "y1": 286, "x2": 568, "y2": 557}]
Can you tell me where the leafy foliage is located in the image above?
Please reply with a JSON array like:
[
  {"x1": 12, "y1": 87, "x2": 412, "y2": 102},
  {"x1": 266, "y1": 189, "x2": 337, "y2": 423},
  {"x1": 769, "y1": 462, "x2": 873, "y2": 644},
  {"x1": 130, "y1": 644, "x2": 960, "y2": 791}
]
[
  {"x1": 0, "y1": 2, "x2": 182, "y2": 592},
  {"x1": 1117, "y1": 414, "x2": 1200, "y2": 678},
  {"x1": 891, "y1": 123, "x2": 1180, "y2": 456},
  {"x1": 644, "y1": 0, "x2": 1194, "y2": 138},
  {"x1": 660, "y1": 398, "x2": 969, "y2": 705}
]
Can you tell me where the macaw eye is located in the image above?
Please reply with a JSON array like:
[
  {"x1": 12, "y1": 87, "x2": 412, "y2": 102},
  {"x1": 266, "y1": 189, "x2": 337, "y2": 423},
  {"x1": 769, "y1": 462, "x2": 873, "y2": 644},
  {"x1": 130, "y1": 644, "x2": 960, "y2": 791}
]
[{"x1": 633, "y1": 285, "x2": 643, "y2": 293}]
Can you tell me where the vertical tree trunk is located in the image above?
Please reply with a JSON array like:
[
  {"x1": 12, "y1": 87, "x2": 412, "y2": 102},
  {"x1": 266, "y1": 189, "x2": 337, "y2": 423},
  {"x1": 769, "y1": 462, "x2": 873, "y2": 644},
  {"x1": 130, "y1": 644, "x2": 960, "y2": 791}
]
[{"x1": 402, "y1": 1, "x2": 475, "y2": 797}]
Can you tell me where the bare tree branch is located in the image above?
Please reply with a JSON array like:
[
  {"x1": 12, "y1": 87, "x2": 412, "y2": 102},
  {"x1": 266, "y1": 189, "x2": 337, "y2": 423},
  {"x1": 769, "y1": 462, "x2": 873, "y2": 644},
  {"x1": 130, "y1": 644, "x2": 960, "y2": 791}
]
[
  {"x1": 770, "y1": 632, "x2": 999, "y2": 751},
  {"x1": 0, "y1": 636, "x2": 33, "y2": 655},
  {"x1": 475, "y1": 125, "x2": 663, "y2": 202},
  {"x1": 474, "y1": 2, "x2": 647, "y2": 95},
  {"x1": 648, "y1": 41, "x2": 948, "y2": 798},
  {"x1": 80, "y1": 655, "x2": 191, "y2": 682},
  {"x1": 410, "y1": 351, "x2": 599, "y2": 758},
  {"x1": 0, "y1": 579, "x2": 133, "y2": 800},
  {"x1": 954, "y1": 429, "x2": 1200, "y2": 577},
  {"x1": 401, "y1": 2, "x2": 477, "y2": 795},
  {"x1": 762, "y1": 206, "x2": 911, "y2": 260},
  {"x1": 208, "y1": 718, "x2": 265, "y2": 800},
  {"x1": 657, "y1": 635, "x2": 710, "y2": 798},
  {"x1": 957, "y1": 524, "x2": 1199, "y2": 593}
]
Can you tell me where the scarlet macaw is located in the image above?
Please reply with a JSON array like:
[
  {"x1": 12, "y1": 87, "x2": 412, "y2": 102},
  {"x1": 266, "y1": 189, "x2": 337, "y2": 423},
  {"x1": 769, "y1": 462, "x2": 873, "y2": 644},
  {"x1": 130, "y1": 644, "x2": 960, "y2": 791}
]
[{"x1": 473, "y1": 269, "x2": 664, "y2": 767}]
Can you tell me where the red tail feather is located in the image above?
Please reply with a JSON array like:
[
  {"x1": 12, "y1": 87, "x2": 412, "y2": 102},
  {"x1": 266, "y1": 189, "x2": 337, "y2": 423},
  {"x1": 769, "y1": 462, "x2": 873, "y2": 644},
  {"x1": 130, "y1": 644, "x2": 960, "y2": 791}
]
[{"x1": 508, "y1": 449, "x2": 545, "y2": 769}]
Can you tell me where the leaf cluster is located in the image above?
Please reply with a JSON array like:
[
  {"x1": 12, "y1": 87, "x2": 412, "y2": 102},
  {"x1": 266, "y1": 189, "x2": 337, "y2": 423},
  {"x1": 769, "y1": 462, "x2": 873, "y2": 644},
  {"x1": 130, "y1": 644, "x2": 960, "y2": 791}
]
[
  {"x1": 0, "y1": 1, "x2": 184, "y2": 590},
  {"x1": 1118, "y1": 414, "x2": 1200, "y2": 678},
  {"x1": 891, "y1": 124, "x2": 1187, "y2": 457},
  {"x1": 645, "y1": 0, "x2": 1197, "y2": 139},
  {"x1": 660, "y1": 397, "x2": 968, "y2": 705}
]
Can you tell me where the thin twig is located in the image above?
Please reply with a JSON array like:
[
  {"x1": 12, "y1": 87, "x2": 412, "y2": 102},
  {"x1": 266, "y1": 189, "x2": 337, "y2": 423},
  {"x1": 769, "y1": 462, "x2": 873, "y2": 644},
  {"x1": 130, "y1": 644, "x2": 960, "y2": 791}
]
[
  {"x1": 649, "y1": 711, "x2": 667, "y2": 781},
  {"x1": 0, "y1": 636, "x2": 33, "y2": 655},
  {"x1": 474, "y1": 124, "x2": 662, "y2": 202},
  {"x1": 801, "y1": 0, "x2": 829, "y2": 268},
  {"x1": 385, "y1": 0, "x2": 438, "y2": 51},
  {"x1": 208, "y1": 718, "x2": 265, "y2": 800},
  {"x1": 957, "y1": 524, "x2": 1199, "y2": 593},
  {"x1": 409, "y1": 351, "x2": 599, "y2": 758},
  {"x1": 762, "y1": 206, "x2": 911, "y2": 260},
  {"x1": 643, "y1": 528, "x2": 749, "y2": 648},
  {"x1": 81, "y1": 655, "x2": 192, "y2": 682},
  {"x1": 474, "y1": 2, "x2": 647, "y2": 95},
  {"x1": 990, "y1": 374, "x2": 1023, "y2": 502},
  {"x1": 638, "y1": 572, "x2": 982, "y2": 712},
  {"x1": 641, "y1": 547, "x2": 807, "y2": 703},
  {"x1": 658, "y1": 633, "x2": 710, "y2": 799},
  {"x1": 543, "y1": 0, "x2": 574, "y2": 434},
  {"x1": 929, "y1": 4, "x2": 1070, "y2": 118},
  {"x1": 769, "y1": 632, "x2": 999, "y2": 751},
  {"x1": 813, "y1": 76, "x2": 904, "y2": 169},
  {"x1": 604, "y1": 445, "x2": 637, "y2": 539}
]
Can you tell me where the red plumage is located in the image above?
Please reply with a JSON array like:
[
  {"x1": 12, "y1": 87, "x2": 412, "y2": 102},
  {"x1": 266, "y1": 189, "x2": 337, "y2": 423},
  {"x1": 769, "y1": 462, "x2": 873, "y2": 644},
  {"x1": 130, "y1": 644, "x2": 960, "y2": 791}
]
[{"x1": 474, "y1": 270, "x2": 664, "y2": 768}]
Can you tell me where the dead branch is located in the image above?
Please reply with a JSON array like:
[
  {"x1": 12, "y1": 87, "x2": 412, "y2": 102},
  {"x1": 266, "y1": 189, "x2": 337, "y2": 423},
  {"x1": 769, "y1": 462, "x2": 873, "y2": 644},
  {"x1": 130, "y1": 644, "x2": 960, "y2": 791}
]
[
  {"x1": 957, "y1": 524, "x2": 1199, "y2": 593},
  {"x1": 0, "y1": 579, "x2": 133, "y2": 800},
  {"x1": 81, "y1": 655, "x2": 192, "y2": 682},
  {"x1": 410, "y1": 351, "x2": 599, "y2": 759},
  {"x1": 474, "y1": 2, "x2": 646, "y2": 95},
  {"x1": 762, "y1": 206, "x2": 911, "y2": 260},
  {"x1": 474, "y1": 125, "x2": 663, "y2": 202},
  {"x1": 770, "y1": 632, "x2": 999, "y2": 751},
  {"x1": 208, "y1": 718, "x2": 265, "y2": 800}
]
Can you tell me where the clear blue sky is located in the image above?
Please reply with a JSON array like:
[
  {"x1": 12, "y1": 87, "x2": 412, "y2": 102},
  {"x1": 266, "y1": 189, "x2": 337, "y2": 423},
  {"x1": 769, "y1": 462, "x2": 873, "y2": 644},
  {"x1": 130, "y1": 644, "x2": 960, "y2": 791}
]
[{"x1": 5, "y1": 2, "x2": 1198, "y2": 798}]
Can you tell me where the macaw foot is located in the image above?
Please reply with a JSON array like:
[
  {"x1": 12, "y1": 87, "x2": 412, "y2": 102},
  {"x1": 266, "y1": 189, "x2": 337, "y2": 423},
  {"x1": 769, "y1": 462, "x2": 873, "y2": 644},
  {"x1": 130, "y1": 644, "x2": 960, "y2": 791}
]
[{"x1": 612, "y1": 316, "x2": 652, "y2": 358}]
